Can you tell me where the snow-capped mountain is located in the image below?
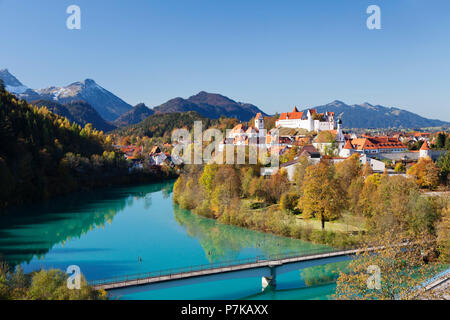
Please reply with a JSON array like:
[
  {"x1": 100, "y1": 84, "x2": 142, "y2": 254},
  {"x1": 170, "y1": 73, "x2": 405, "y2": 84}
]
[
  {"x1": 0, "y1": 69, "x2": 132, "y2": 121},
  {"x1": 35, "y1": 79, "x2": 132, "y2": 121},
  {"x1": 0, "y1": 69, "x2": 41, "y2": 100}
]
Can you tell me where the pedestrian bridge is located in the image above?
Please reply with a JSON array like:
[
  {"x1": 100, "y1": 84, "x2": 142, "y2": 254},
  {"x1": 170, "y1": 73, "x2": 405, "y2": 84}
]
[{"x1": 89, "y1": 247, "x2": 378, "y2": 296}]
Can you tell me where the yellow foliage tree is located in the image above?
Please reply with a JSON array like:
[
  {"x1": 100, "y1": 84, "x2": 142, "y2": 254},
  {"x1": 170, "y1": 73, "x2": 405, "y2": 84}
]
[
  {"x1": 299, "y1": 160, "x2": 345, "y2": 229},
  {"x1": 407, "y1": 157, "x2": 440, "y2": 189},
  {"x1": 334, "y1": 233, "x2": 442, "y2": 300}
]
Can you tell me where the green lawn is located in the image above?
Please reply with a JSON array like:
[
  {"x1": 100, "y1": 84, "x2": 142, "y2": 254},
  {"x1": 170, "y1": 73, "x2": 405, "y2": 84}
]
[
  {"x1": 295, "y1": 212, "x2": 366, "y2": 233},
  {"x1": 243, "y1": 199, "x2": 366, "y2": 233}
]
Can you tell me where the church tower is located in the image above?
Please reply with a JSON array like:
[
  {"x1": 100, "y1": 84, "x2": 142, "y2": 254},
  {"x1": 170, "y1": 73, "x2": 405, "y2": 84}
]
[
  {"x1": 419, "y1": 141, "x2": 431, "y2": 159},
  {"x1": 255, "y1": 113, "x2": 264, "y2": 131},
  {"x1": 336, "y1": 119, "x2": 346, "y2": 150}
]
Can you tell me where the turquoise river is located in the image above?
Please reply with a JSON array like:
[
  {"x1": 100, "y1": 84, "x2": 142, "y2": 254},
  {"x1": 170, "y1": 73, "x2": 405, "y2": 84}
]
[{"x1": 0, "y1": 181, "x2": 348, "y2": 299}]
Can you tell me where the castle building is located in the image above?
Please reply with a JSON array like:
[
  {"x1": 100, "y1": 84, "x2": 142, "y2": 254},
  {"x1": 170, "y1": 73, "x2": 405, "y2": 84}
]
[{"x1": 275, "y1": 107, "x2": 335, "y2": 132}]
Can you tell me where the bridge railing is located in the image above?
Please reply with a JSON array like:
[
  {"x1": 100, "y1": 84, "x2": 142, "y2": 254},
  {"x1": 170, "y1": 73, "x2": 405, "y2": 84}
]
[{"x1": 89, "y1": 246, "x2": 353, "y2": 287}]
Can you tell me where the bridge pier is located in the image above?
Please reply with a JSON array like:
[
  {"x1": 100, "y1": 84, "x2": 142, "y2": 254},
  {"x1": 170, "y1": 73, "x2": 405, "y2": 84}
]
[{"x1": 262, "y1": 263, "x2": 279, "y2": 291}]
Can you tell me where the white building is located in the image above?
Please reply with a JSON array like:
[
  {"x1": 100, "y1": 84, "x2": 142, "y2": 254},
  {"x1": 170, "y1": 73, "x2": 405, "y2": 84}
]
[
  {"x1": 419, "y1": 141, "x2": 431, "y2": 159},
  {"x1": 359, "y1": 154, "x2": 386, "y2": 172},
  {"x1": 219, "y1": 113, "x2": 267, "y2": 152},
  {"x1": 419, "y1": 141, "x2": 447, "y2": 160},
  {"x1": 275, "y1": 107, "x2": 335, "y2": 132}
]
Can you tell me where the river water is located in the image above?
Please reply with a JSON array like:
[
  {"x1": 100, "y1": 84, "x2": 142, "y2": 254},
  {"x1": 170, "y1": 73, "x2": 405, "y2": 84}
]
[{"x1": 0, "y1": 181, "x2": 346, "y2": 299}]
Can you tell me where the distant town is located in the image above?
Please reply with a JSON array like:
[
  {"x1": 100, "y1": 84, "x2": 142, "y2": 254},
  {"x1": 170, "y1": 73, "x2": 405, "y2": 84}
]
[{"x1": 116, "y1": 105, "x2": 448, "y2": 182}]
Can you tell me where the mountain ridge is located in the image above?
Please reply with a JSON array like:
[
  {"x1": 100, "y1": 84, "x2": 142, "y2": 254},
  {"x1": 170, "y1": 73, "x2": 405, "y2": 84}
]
[
  {"x1": 113, "y1": 103, "x2": 155, "y2": 127},
  {"x1": 2, "y1": 69, "x2": 448, "y2": 129},
  {"x1": 0, "y1": 69, "x2": 132, "y2": 121},
  {"x1": 31, "y1": 100, "x2": 117, "y2": 132},
  {"x1": 303, "y1": 100, "x2": 449, "y2": 129},
  {"x1": 152, "y1": 91, "x2": 268, "y2": 121}
]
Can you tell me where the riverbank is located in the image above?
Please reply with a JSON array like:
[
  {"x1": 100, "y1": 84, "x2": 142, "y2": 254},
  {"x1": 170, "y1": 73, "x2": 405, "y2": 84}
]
[
  {"x1": 0, "y1": 181, "x2": 342, "y2": 300},
  {"x1": 173, "y1": 164, "x2": 366, "y2": 249},
  {"x1": 193, "y1": 200, "x2": 364, "y2": 249}
]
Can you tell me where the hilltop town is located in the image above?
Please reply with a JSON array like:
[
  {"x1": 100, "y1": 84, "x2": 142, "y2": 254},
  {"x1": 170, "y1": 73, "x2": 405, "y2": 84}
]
[{"x1": 117, "y1": 105, "x2": 449, "y2": 186}]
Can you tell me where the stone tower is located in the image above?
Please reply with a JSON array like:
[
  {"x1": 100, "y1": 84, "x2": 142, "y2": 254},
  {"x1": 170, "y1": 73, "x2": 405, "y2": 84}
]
[{"x1": 419, "y1": 141, "x2": 431, "y2": 159}]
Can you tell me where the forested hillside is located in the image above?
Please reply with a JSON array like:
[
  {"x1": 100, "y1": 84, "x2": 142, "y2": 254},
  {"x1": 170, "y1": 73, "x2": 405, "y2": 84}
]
[
  {"x1": 32, "y1": 100, "x2": 117, "y2": 132},
  {"x1": 114, "y1": 111, "x2": 239, "y2": 140},
  {"x1": 0, "y1": 81, "x2": 171, "y2": 208},
  {"x1": 152, "y1": 91, "x2": 267, "y2": 121}
]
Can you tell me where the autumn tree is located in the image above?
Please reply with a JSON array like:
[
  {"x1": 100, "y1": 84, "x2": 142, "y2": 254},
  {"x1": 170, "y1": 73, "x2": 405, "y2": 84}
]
[
  {"x1": 434, "y1": 133, "x2": 447, "y2": 149},
  {"x1": 334, "y1": 233, "x2": 442, "y2": 300},
  {"x1": 364, "y1": 175, "x2": 439, "y2": 237},
  {"x1": 199, "y1": 164, "x2": 219, "y2": 196},
  {"x1": 335, "y1": 154, "x2": 361, "y2": 197},
  {"x1": 347, "y1": 176, "x2": 365, "y2": 214},
  {"x1": 436, "y1": 152, "x2": 450, "y2": 185},
  {"x1": 407, "y1": 157, "x2": 440, "y2": 189},
  {"x1": 298, "y1": 160, "x2": 345, "y2": 229},
  {"x1": 240, "y1": 167, "x2": 256, "y2": 198},
  {"x1": 436, "y1": 200, "x2": 449, "y2": 263},
  {"x1": 28, "y1": 269, "x2": 107, "y2": 300},
  {"x1": 264, "y1": 169, "x2": 290, "y2": 203},
  {"x1": 210, "y1": 166, "x2": 241, "y2": 215},
  {"x1": 280, "y1": 146, "x2": 298, "y2": 164},
  {"x1": 280, "y1": 192, "x2": 299, "y2": 213},
  {"x1": 394, "y1": 162, "x2": 405, "y2": 173},
  {"x1": 248, "y1": 176, "x2": 266, "y2": 200},
  {"x1": 0, "y1": 265, "x2": 106, "y2": 300},
  {"x1": 292, "y1": 156, "x2": 312, "y2": 192},
  {"x1": 353, "y1": 174, "x2": 381, "y2": 218},
  {"x1": 361, "y1": 162, "x2": 373, "y2": 177}
]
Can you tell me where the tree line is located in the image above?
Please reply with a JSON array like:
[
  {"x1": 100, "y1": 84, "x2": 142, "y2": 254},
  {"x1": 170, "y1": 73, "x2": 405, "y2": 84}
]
[
  {"x1": 0, "y1": 264, "x2": 106, "y2": 300},
  {"x1": 173, "y1": 154, "x2": 448, "y2": 256},
  {"x1": 0, "y1": 85, "x2": 174, "y2": 209}
]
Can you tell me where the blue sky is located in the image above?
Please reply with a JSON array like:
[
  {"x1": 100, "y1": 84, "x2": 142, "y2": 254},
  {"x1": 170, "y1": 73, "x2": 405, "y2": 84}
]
[{"x1": 0, "y1": 0, "x2": 449, "y2": 121}]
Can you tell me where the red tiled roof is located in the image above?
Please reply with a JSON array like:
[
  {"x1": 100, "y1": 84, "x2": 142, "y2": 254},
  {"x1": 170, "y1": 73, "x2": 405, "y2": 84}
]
[
  {"x1": 278, "y1": 108, "x2": 336, "y2": 121},
  {"x1": 278, "y1": 111, "x2": 304, "y2": 120},
  {"x1": 299, "y1": 144, "x2": 318, "y2": 154},
  {"x1": 343, "y1": 140, "x2": 353, "y2": 149},
  {"x1": 255, "y1": 112, "x2": 263, "y2": 120},
  {"x1": 231, "y1": 123, "x2": 246, "y2": 133},
  {"x1": 420, "y1": 141, "x2": 430, "y2": 150},
  {"x1": 414, "y1": 132, "x2": 432, "y2": 137},
  {"x1": 350, "y1": 136, "x2": 407, "y2": 150}
]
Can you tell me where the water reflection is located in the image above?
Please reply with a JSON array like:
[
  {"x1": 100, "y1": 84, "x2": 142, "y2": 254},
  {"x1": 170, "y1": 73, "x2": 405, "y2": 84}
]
[
  {"x1": 0, "y1": 181, "x2": 344, "y2": 300},
  {"x1": 173, "y1": 205, "x2": 330, "y2": 263},
  {"x1": 0, "y1": 181, "x2": 174, "y2": 268},
  {"x1": 300, "y1": 261, "x2": 348, "y2": 287}
]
